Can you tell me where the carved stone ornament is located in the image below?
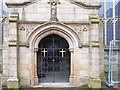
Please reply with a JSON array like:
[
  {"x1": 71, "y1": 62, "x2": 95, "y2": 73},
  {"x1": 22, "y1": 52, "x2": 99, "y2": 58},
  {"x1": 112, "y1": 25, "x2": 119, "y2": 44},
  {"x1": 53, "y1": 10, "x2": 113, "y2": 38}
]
[{"x1": 18, "y1": 24, "x2": 39, "y2": 36}]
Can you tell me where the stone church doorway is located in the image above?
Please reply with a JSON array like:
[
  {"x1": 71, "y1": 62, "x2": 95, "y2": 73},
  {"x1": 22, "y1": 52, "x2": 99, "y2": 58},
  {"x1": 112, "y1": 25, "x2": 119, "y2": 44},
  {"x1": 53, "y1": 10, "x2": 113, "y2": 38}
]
[{"x1": 37, "y1": 34, "x2": 70, "y2": 83}]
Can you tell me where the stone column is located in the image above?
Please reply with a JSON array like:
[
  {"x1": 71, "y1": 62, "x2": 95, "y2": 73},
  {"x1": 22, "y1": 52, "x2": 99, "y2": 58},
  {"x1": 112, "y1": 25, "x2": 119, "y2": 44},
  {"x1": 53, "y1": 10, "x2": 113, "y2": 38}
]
[
  {"x1": 69, "y1": 48, "x2": 74, "y2": 85},
  {"x1": 34, "y1": 48, "x2": 38, "y2": 85},
  {"x1": 7, "y1": 13, "x2": 20, "y2": 89},
  {"x1": 89, "y1": 16, "x2": 101, "y2": 88},
  {"x1": 99, "y1": 20, "x2": 104, "y2": 84}
]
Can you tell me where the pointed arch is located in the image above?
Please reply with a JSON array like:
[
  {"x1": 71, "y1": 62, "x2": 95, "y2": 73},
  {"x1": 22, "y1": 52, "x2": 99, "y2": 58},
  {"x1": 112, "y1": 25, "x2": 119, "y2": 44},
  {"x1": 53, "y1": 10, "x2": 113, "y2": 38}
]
[{"x1": 27, "y1": 22, "x2": 81, "y2": 49}]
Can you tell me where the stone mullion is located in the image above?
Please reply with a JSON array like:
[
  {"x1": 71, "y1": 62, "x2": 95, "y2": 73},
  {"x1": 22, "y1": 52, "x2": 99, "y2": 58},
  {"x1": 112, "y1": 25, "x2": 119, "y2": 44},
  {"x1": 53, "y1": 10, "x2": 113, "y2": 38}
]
[
  {"x1": 113, "y1": 1, "x2": 117, "y2": 44},
  {"x1": 104, "y1": 20, "x2": 107, "y2": 45},
  {"x1": 104, "y1": 0, "x2": 106, "y2": 19},
  {"x1": 113, "y1": 20, "x2": 117, "y2": 42}
]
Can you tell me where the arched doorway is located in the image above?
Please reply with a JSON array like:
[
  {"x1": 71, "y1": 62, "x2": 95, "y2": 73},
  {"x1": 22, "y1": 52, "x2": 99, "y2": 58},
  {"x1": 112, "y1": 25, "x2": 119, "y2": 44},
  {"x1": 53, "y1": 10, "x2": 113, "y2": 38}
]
[
  {"x1": 27, "y1": 22, "x2": 81, "y2": 85},
  {"x1": 37, "y1": 34, "x2": 70, "y2": 83}
]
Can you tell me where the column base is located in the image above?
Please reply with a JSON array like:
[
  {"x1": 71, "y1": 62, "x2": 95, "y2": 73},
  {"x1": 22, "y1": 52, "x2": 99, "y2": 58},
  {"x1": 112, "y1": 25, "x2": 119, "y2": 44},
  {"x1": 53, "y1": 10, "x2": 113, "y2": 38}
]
[
  {"x1": 7, "y1": 77, "x2": 20, "y2": 89},
  {"x1": 69, "y1": 75, "x2": 74, "y2": 86},
  {"x1": 88, "y1": 78, "x2": 101, "y2": 88},
  {"x1": 69, "y1": 75, "x2": 81, "y2": 87},
  {"x1": 34, "y1": 77, "x2": 38, "y2": 85}
]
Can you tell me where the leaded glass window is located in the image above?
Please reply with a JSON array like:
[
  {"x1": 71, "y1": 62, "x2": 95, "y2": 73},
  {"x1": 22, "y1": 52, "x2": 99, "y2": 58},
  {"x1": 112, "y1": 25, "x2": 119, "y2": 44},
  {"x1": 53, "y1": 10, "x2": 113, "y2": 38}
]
[
  {"x1": 99, "y1": 0, "x2": 120, "y2": 46},
  {"x1": 115, "y1": 0, "x2": 120, "y2": 18},
  {"x1": 107, "y1": 21, "x2": 113, "y2": 45},
  {"x1": 115, "y1": 21, "x2": 120, "y2": 40},
  {"x1": 106, "y1": 0, "x2": 113, "y2": 18},
  {"x1": 99, "y1": 0, "x2": 104, "y2": 18}
]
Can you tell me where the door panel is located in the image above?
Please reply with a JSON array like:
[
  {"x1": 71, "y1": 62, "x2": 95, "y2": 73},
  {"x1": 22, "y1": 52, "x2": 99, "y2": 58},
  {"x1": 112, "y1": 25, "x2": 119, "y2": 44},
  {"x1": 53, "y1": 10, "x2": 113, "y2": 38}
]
[{"x1": 37, "y1": 34, "x2": 70, "y2": 83}]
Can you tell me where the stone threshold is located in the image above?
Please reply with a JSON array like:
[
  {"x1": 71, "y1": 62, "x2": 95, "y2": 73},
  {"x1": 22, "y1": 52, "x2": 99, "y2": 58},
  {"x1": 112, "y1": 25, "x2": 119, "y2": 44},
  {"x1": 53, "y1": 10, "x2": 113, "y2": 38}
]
[{"x1": 33, "y1": 83, "x2": 75, "y2": 88}]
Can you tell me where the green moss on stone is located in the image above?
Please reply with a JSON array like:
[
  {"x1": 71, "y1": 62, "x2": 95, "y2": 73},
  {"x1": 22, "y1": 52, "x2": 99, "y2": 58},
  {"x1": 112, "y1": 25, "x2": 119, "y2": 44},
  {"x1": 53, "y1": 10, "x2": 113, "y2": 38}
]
[
  {"x1": 88, "y1": 79, "x2": 101, "y2": 88},
  {"x1": 7, "y1": 81, "x2": 20, "y2": 90}
]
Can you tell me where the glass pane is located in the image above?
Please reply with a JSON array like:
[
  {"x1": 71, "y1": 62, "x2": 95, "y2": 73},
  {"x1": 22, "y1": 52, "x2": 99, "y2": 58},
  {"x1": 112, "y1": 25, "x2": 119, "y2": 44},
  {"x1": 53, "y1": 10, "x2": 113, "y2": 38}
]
[
  {"x1": 99, "y1": 0, "x2": 104, "y2": 18},
  {"x1": 115, "y1": 21, "x2": 120, "y2": 40},
  {"x1": 115, "y1": 0, "x2": 120, "y2": 18},
  {"x1": 107, "y1": 21, "x2": 113, "y2": 45},
  {"x1": 106, "y1": 0, "x2": 113, "y2": 18}
]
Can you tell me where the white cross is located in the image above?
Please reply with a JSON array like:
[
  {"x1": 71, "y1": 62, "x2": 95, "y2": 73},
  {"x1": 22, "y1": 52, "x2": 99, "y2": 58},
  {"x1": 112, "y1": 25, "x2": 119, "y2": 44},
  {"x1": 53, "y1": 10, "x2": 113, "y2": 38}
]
[
  {"x1": 60, "y1": 49, "x2": 66, "y2": 57},
  {"x1": 42, "y1": 48, "x2": 47, "y2": 57}
]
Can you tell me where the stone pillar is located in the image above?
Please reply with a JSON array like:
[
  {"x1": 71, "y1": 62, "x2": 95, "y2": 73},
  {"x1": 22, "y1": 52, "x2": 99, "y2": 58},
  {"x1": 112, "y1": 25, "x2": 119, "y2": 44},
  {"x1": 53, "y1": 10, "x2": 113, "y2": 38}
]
[
  {"x1": 0, "y1": 2, "x2": 3, "y2": 88},
  {"x1": 33, "y1": 48, "x2": 38, "y2": 85},
  {"x1": 7, "y1": 13, "x2": 20, "y2": 89},
  {"x1": 99, "y1": 20, "x2": 105, "y2": 85},
  {"x1": 69, "y1": 48, "x2": 74, "y2": 85},
  {"x1": 89, "y1": 16, "x2": 101, "y2": 88}
]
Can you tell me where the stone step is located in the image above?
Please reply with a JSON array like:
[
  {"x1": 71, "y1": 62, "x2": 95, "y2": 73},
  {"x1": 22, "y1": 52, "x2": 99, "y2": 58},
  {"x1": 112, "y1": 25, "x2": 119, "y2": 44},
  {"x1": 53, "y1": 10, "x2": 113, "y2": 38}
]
[
  {"x1": 2, "y1": 87, "x2": 90, "y2": 90},
  {"x1": 19, "y1": 83, "x2": 90, "y2": 90},
  {"x1": 20, "y1": 87, "x2": 82, "y2": 90}
]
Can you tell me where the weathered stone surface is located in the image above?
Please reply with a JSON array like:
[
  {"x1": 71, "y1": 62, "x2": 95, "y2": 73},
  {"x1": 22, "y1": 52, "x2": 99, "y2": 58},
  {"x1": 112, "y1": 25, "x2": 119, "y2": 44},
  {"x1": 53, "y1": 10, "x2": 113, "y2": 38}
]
[
  {"x1": 7, "y1": 78, "x2": 20, "y2": 89},
  {"x1": 19, "y1": 76, "x2": 31, "y2": 86},
  {"x1": 2, "y1": 0, "x2": 102, "y2": 88},
  {"x1": 88, "y1": 78, "x2": 101, "y2": 88}
]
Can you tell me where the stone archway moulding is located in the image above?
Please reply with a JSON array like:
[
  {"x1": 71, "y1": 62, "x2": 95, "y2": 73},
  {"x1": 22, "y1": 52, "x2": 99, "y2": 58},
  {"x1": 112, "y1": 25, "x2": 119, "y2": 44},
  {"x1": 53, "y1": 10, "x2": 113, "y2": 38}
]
[
  {"x1": 27, "y1": 22, "x2": 81, "y2": 85},
  {"x1": 27, "y1": 22, "x2": 81, "y2": 49}
]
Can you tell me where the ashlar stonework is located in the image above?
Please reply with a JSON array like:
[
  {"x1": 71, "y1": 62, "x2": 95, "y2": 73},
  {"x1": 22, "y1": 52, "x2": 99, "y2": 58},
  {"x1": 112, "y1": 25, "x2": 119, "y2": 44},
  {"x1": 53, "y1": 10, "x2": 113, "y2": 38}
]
[{"x1": 2, "y1": 0, "x2": 103, "y2": 89}]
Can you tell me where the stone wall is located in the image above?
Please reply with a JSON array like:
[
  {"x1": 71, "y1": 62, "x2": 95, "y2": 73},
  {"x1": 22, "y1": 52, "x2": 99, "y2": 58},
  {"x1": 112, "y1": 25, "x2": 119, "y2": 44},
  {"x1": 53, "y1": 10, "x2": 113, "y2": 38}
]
[
  {"x1": 2, "y1": 0, "x2": 102, "y2": 88},
  {"x1": 7, "y1": 0, "x2": 99, "y2": 22},
  {"x1": 17, "y1": 22, "x2": 90, "y2": 86},
  {"x1": 2, "y1": 18, "x2": 9, "y2": 77},
  {"x1": 18, "y1": 47, "x2": 32, "y2": 86},
  {"x1": 18, "y1": 23, "x2": 89, "y2": 46}
]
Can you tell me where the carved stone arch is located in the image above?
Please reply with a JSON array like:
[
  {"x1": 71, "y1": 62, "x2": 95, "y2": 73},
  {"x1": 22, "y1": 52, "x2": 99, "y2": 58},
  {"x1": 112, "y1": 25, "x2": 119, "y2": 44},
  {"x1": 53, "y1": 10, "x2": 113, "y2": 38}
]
[
  {"x1": 27, "y1": 22, "x2": 81, "y2": 49},
  {"x1": 28, "y1": 22, "x2": 82, "y2": 85}
]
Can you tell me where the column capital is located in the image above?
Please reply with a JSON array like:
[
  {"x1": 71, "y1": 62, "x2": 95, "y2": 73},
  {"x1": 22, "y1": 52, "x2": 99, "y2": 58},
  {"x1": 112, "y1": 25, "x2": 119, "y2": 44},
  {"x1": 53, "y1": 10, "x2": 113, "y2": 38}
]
[
  {"x1": 34, "y1": 48, "x2": 38, "y2": 52},
  {"x1": 9, "y1": 13, "x2": 19, "y2": 22},
  {"x1": 89, "y1": 15, "x2": 100, "y2": 24},
  {"x1": 69, "y1": 48, "x2": 74, "y2": 52}
]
